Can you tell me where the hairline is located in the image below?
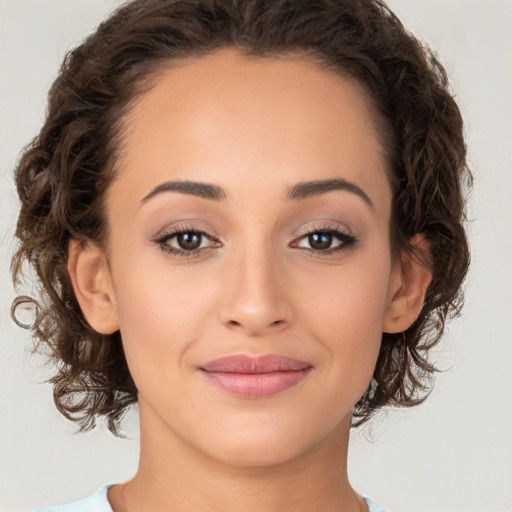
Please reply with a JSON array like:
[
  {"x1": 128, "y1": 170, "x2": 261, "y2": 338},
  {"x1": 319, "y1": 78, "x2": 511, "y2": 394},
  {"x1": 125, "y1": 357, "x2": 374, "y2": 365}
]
[{"x1": 98, "y1": 46, "x2": 399, "y2": 256}]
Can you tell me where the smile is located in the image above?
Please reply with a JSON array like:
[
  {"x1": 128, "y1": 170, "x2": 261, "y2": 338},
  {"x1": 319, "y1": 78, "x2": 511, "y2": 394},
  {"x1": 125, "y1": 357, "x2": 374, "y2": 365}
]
[{"x1": 199, "y1": 354, "x2": 313, "y2": 398}]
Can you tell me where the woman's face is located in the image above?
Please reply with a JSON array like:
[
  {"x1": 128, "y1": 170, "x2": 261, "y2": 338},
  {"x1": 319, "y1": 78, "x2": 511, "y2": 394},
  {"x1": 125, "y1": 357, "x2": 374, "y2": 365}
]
[{"x1": 103, "y1": 49, "x2": 400, "y2": 466}]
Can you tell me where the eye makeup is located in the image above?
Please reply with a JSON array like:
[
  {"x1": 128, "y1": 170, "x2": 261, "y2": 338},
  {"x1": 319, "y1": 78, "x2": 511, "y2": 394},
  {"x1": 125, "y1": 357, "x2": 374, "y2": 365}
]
[
  {"x1": 290, "y1": 223, "x2": 358, "y2": 257},
  {"x1": 152, "y1": 223, "x2": 222, "y2": 259},
  {"x1": 152, "y1": 222, "x2": 358, "y2": 259}
]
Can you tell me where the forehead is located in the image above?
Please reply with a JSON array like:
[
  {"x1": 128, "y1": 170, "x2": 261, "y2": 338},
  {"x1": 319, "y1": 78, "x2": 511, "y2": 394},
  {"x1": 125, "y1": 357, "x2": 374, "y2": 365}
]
[{"x1": 112, "y1": 49, "x2": 391, "y2": 215}]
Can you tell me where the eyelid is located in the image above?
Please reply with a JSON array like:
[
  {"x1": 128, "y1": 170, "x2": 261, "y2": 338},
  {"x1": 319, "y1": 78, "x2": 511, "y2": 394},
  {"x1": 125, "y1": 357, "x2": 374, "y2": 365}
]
[
  {"x1": 289, "y1": 223, "x2": 358, "y2": 255},
  {"x1": 151, "y1": 221, "x2": 358, "y2": 258},
  {"x1": 153, "y1": 218, "x2": 220, "y2": 238},
  {"x1": 154, "y1": 225, "x2": 215, "y2": 243},
  {"x1": 152, "y1": 223, "x2": 222, "y2": 258},
  {"x1": 293, "y1": 222, "x2": 352, "y2": 239}
]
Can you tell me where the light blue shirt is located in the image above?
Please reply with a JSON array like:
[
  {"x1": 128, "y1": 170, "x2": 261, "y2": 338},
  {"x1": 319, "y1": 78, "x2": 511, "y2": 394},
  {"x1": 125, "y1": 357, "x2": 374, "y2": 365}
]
[{"x1": 35, "y1": 485, "x2": 388, "y2": 512}]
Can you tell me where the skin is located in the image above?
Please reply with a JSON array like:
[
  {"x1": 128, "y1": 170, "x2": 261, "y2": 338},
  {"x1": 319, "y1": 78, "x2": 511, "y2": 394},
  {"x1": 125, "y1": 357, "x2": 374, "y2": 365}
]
[{"x1": 68, "y1": 49, "x2": 431, "y2": 512}]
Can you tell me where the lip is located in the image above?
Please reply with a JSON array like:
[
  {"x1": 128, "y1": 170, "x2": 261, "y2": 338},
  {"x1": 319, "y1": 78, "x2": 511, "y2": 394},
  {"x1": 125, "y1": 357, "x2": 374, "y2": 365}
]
[{"x1": 199, "y1": 354, "x2": 313, "y2": 398}]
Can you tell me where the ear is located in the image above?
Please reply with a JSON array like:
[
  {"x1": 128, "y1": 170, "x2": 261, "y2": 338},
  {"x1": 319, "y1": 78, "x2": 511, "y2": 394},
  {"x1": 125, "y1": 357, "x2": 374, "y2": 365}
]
[
  {"x1": 67, "y1": 238, "x2": 119, "y2": 334},
  {"x1": 382, "y1": 234, "x2": 432, "y2": 334}
]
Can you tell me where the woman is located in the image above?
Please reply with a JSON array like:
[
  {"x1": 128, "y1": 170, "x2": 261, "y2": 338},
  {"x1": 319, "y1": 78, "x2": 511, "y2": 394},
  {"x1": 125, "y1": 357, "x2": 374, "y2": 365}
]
[{"x1": 11, "y1": 0, "x2": 470, "y2": 510}]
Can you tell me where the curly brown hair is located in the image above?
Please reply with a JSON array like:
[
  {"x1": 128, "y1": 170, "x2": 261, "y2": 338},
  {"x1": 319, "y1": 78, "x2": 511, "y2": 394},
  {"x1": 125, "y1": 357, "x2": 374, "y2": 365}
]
[{"x1": 11, "y1": 0, "x2": 471, "y2": 434}]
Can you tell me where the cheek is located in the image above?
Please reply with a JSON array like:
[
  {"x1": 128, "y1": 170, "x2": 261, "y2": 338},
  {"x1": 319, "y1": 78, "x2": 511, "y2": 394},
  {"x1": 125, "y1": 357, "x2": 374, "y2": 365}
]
[
  {"x1": 114, "y1": 248, "x2": 215, "y2": 322},
  {"x1": 110, "y1": 257, "x2": 218, "y2": 386},
  {"x1": 298, "y1": 253, "x2": 392, "y2": 333},
  {"x1": 295, "y1": 253, "x2": 392, "y2": 388}
]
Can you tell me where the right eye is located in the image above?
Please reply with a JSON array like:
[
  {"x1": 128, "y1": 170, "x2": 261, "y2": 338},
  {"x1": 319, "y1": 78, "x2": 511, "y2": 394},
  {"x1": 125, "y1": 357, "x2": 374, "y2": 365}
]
[{"x1": 154, "y1": 227, "x2": 221, "y2": 257}]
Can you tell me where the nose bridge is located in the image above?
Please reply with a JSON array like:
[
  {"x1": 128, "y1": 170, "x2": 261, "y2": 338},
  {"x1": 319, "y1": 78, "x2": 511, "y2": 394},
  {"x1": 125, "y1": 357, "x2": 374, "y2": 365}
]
[{"x1": 219, "y1": 232, "x2": 290, "y2": 336}]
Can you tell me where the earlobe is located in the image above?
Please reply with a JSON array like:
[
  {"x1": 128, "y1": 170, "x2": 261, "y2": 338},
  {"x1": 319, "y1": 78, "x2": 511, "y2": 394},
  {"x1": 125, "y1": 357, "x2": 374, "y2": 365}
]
[
  {"x1": 67, "y1": 239, "x2": 119, "y2": 335},
  {"x1": 382, "y1": 234, "x2": 432, "y2": 334}
]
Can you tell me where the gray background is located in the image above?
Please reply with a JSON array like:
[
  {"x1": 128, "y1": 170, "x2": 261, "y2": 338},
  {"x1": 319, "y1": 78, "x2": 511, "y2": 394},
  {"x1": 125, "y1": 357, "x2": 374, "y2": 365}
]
[{"x1": 1, "y1": 1, "x2": 511, "y2": 511}]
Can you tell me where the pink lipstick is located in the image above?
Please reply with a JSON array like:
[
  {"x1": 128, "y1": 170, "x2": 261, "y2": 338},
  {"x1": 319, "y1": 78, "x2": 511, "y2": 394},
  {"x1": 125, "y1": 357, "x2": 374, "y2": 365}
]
[{"x1": 199, "y1": 354, "x2": 313, "y2": 398}]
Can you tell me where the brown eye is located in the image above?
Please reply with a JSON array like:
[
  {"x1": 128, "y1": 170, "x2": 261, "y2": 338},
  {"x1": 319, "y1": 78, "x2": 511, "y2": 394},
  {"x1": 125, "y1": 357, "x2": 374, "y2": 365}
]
[
  {"x1": 293, "y1": 228, "x2": 357, "y2": 254},
  {"x1": 307, "y1": 233, "x2": 333, "y2": 250},
  {"x1": 176, "y1": 232, "x2": 202, "y2": 250},
  {"x1": 155, "y1": 228, "x2": 218, "y2": 256}
]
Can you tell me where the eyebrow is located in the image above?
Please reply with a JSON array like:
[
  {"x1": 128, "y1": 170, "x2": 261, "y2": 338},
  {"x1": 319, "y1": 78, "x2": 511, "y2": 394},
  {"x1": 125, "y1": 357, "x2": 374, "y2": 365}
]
[
  {"x1": 140, "y1": 177, "x2": 373, "y2": 209},
  {"x1": 287, "y1": 178, "x2": 374, "y2": 209},
  {"x1": 141, "y1": 180, "x2": 227, "y2": 203}
]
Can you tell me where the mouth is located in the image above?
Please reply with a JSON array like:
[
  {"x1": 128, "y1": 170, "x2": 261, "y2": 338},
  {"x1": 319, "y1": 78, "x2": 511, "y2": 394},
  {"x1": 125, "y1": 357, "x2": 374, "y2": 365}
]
[{"x1": 199, "y1": 354, "x2": 313, "y2": 399}]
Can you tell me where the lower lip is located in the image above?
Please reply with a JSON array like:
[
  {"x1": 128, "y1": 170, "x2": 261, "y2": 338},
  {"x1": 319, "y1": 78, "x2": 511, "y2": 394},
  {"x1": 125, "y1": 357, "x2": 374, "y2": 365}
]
[{"x1": 200, "y1": 368, "x2": 312, "y2": 398}]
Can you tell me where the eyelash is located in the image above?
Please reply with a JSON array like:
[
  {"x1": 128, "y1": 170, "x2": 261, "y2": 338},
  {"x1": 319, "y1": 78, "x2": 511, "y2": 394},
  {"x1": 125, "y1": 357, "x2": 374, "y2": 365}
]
[
  {"x1": 153, "y1": 224, "x2": 220, "y2": 259},
  {"x1": 291, "y1": 224, "x2": 358, "y2": 256},
  {"x1": 153, "y1": 224, "x2": 358, "y2": 258}
]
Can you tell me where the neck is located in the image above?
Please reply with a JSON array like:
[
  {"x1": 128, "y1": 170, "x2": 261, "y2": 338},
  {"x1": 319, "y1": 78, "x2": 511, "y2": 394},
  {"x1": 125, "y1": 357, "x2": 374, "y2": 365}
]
[{"x1": 109, "y1": 401, "x2": 365, "y2": 512}]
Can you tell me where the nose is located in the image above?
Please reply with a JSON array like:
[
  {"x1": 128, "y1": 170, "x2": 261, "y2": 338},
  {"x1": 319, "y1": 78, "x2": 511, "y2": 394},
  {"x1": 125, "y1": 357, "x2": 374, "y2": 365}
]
[{"x1": 219, "y1": 244, "x2": 293, "y2": 337}]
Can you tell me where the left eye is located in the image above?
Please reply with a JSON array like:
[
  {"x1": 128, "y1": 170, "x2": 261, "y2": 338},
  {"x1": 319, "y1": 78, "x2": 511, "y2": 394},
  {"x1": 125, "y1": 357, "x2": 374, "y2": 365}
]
[
  {"x1": 172, "y1": 232, "x2": 208, "y2": 251},
  {"x1": 294, "y1": 230, "x2": 353, "y2": 252}
]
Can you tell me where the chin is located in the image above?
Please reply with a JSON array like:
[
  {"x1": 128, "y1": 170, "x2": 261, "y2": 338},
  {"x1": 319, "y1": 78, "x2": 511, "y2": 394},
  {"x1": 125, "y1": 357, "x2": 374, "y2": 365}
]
[
  {"x1": 198, "y1": 413, "x2": 348, "y2": 469},
  {"x1": 209, "y1": 434, "x2": 312, "y2": 469}
]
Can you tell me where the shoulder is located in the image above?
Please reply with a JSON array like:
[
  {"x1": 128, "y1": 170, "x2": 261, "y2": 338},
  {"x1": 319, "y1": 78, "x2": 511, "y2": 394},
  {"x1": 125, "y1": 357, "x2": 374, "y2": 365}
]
[
  {"x1": 364, "y1": 497, "x2": 389, "y2": 512},
  {"x1": 34, "y1": 486, "x2": 385, "y2": 512},
  {"x1": 34, "y1": 486, "x2": 113, "y2": 512}
]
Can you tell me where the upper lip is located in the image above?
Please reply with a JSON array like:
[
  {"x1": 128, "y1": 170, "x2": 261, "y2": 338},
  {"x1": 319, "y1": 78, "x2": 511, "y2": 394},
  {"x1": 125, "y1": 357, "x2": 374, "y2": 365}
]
[{"x1": 200, "y1": 354, "x2": 312, "y2": 374}]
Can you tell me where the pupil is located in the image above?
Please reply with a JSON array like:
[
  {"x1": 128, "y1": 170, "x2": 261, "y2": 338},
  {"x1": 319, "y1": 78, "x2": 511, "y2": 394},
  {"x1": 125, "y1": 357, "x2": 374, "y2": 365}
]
[
  {"x1": 178, "y1": 232, "x2": 201, "y2": 250},
  {"x1": 309, "y1": 233, "x2": 332, "y2": 250}
]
